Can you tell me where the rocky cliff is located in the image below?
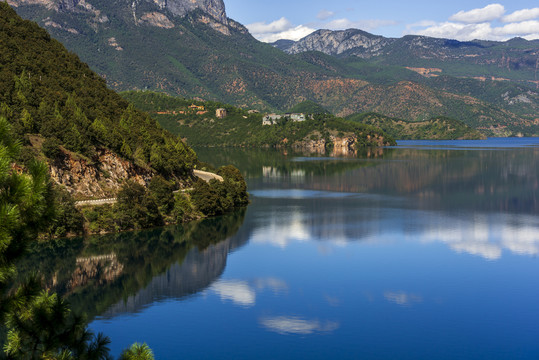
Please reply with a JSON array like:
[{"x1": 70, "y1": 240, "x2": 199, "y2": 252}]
[
  {"x1": 277, "y1": 29, "x2": 394, "y2": 58},
  {"x1": 8, "y1": 0, "x2": 229, "y2": 25},
  {"x1": 48, "y1": 148, "x2": 154, "y2": 199}
]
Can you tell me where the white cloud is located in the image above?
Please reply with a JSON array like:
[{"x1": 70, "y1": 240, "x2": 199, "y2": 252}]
[
  {"x1": 323, "y1": 18, "x2": 397, "y2": 31},
  {"x1": 502, "y1": 7, "x2": 539, "y2": 23},
  {"x1": 492, "y1": 20, "x2": 539, "y2": 36},
  {"x1": 406, "y1": 4, "x2": 539, "y2": 41},
  {"x1": 246, "y1": 18, "x2": 316, "y2": 42},
  {"x1": 412, "y1": 22, "x2": 503, "y2": 41},
  {"x1": 449, "y1": 4, "x2": 505, "y2": 24},
  {"x1": 247, "y1": 17, "x2": 293, "y2": 35},
  {"x1": 259, "y1": 316, "x2": 339, "y2": 335},
  {"x1": 317, "y1": 9, "x2": 335, "y2": 21}
]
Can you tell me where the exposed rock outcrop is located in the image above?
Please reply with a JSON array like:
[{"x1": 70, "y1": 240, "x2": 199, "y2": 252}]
[
  {"x1": 49, "y1": 148, "x2": 153, "y2": 199},
  {"x1": 275, "y1": 29, "x2": 394, "y2": 58}
]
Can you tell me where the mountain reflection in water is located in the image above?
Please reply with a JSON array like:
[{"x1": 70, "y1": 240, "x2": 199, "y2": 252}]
[{"x1": 15, "y1": 209, "x2": 247, "y2": 320}]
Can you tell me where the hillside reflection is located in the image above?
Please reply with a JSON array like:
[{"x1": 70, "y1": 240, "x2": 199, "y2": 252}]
[
  {"x1": 198, "y1": 144, "x2": 539, "y2": 259},
  {"x1": 16, "y1": 209, "x2": 247, "y2": 320}
]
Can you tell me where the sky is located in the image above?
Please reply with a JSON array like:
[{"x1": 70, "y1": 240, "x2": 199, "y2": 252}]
[{"x1": 222, "y1": 0, "x2": 539, "y2": 42}]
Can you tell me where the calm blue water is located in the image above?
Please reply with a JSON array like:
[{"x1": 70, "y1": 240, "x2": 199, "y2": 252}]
[{"x1": 37, "y1": 139, "x2": 539, "y2": 359}]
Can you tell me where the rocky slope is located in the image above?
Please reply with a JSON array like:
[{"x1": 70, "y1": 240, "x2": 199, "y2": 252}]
[{"x1": 275, "y1": 29, "x2": 394, "y2": 57}]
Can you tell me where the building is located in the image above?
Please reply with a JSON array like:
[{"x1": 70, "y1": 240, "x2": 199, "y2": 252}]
[
  {"x1": 262, "y1": 113, "x2": 306, "y2": 125},
  {"x1": 262, "y1": 114, "x2": 282, "y2": 125},
  {"x1": 288, "y1": 113, "x2": 306, "y2": 122},
  {"x1": 216, "y1": 108, "x2": 227, "y2": 119},
  {"x1": 189, "y1": 104, "x2": 205, "y2": 111}
]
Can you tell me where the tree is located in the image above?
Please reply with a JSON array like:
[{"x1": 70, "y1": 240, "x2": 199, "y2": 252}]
[
  {"x1": 0, "y1": 117, "x2": 111, "y2": 359},
  {"x1": 119, "y1": 343, "x2": 154, "y2": 360},
  {"x1": 115, "y1": 181, "x2": 163, "y2": 230}
]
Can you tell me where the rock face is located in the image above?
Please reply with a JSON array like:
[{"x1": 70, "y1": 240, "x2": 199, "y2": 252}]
[
  {"x1": 9, "y1": 0, "x2": 228, "y2": 24},
  {"x1": 154, "y1": 0, "x2": 228, "y2": 25},
  {"x1": 49, "y1": 148, "x2": 154, "y2": 199},
  {"x1": 275, "y1": 29, "x2": 394, "y2": 58}
]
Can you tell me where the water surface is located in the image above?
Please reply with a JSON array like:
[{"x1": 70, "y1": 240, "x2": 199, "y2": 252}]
[{"x1": 30, "y1": 139, "x2": 539, "y2": 358}]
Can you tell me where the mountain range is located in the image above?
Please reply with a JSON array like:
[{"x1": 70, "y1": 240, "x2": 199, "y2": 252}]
[{"x1": 7, "y1": 0, "x2": 539, "y2": 136}]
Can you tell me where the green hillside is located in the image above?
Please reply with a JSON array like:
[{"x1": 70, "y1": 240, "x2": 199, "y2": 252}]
[
  {"x1": 122, "y1": 91, "x2": 396, "y2": 149},
  {"x1": 347, "y1": 112, "x2": 486, "y2": 140},
  {"x1": 0, "y1": 3, "x2": 249, "y2": 236},
  {"x1": 0, "y1": 2, "x2": 195, "y2": 177},
  {"x1": 287, "y1": 100, "x2": 330, "y2": 115}
]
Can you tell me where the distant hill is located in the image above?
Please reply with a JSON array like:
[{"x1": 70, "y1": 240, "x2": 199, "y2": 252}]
[
  {"x1": 346, "y1": 113, "x2": 486, "y2": 140},
  {"x1": 8, "y1": 0, "x2": 539, "y2": 136},
  {"x1": 273, "y1": 29, "x2": 539, "y2": 84},
  {"x1": 287, "y1": 100, "x2": 330, "y2": 115},
  {"x1": 122, "y1": 91, "x2": 396, "y2": 151}
]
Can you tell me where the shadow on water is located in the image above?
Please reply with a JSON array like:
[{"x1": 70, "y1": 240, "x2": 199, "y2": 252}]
[{"x1": 14, "y1": 209, "x2": 248, "y2": 321}]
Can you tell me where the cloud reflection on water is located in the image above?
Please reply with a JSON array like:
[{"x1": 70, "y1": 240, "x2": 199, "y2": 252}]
[
  {"x1": 210, "y1": 277, "x2": 288, "y2": 307},
  {"x1": 249, "y1": 197, "x2": 539, "y2": 260},
  {"x1": 259, "y1": 316, "x2": 339, "y2": 335}
]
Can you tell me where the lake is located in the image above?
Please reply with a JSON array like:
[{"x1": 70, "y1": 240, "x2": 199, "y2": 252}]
[{"x1": 25, "y1": 138, "x2": 539, "y2": 359}]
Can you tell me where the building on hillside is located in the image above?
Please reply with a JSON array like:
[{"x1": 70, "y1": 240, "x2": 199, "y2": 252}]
[
  {"x1": 262, "y1": 113, "x2": 306, "y2": 125},
  {"x1": 288, "y1": 113, "x2": 306, "y2": 122},
  {"x1": 189, "y1": 104, "x2": 205, "y2": 111},
  {"x1": 248, "y1": 109, "x2": 260, "y2": 114},
  {"x1": 262, "y1": 114, "x2": 282, "y2": 125},
  {"x1": 216, "y1": 108, "x2": 227, "y2": 119}
]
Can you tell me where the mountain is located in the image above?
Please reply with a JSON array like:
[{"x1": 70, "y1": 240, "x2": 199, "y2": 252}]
[
  {"x1": 273, "y1": 29, "x2": 539, "y2": 84},
  {"x1": 346, "y1": 113, "x2": 486, "y2": 140},
  {"x1": 273, "y1": 29, "x2": 393, "y2": 58},
  {"x1": 7, "y1": 0, "x2": 539, "y2": 136}
]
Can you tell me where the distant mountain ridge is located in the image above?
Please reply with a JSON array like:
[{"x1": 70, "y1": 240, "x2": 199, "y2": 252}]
[
  {"x1": 273, "y1": 29, "x2": 539, "y2": 84},
  {"x1": 7, "y1": 0, "x2": 539, "y2": 136}
]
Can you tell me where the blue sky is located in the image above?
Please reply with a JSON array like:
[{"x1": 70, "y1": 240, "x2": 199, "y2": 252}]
[{"x1": 223, "y1": 1, "x2": 539, "y2": 42}]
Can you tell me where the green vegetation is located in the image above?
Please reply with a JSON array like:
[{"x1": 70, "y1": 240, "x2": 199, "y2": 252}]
[
  {"x1": 123, "y1": 91, "x2": 396, "y2": 149},
  {"x1": 0, "y1": 4, "x2": 248, "y2": 238},
  {"x1": 287, "y1": 100, "x2": 330, "y2": 115},
  {"x1": 347, "y1": 112, "x2": 486, "y2": 140},
  {"x1": 0, "y1": 2, "x2": 196, "y2": 179},
  {"x1": 80, "y1": 167, "x2": 249, "y2": 233},
  {"x1": 0, "y1": 116, "x2": 118, "y2": 359},
  {"x1": 120, "y1": 343, "x2": 154, "y2": 360}
]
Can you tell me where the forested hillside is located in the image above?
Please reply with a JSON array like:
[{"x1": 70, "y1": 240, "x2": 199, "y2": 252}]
[
  {"x1": 0, "y1": 3, "x2": 249, "y2": 237},
  {"x1": 0, "y1": 2, "x2": 196, "y2": 179},
  {"x1": 122, "y1": 91, "x2": 396, "y2": 150}
]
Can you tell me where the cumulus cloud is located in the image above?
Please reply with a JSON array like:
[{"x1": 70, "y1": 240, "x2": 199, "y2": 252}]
[
  {"x1": 502, "y1": 7, "x2": 539, "y2": 23},
  {"x1": 323, "y1": 18, "x2": 397, "y2": 31},
  {"x1": 449, "y1": 4, "x2": 505, "y2": 24},
  {"x1": 260, "y1": 316, "x2": 339, "y2": 335},
  {"x1": 406, "y1": 4, "x2": 539, "y2": 41},
  {"x1": 246, "y1": 17, "x2": 315, "y2": 42},
  {"x1": 247, "y1": 15, "x2": 396, "y2": 43},
  {"x1": 317, "y1": 9, "x2": 335, "y2": 21}
]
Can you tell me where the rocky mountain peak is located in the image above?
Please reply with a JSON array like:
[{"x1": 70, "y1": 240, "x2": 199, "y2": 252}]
[
  {"x1": 157, "y1": 0, "x2": 228, "y2": 25},
  {"x1": 9, "y1": 0, "x2": 228, "y2": 25},
  {"x1": 275, "y1": 28, "x2": 394, "y2": 58}
]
